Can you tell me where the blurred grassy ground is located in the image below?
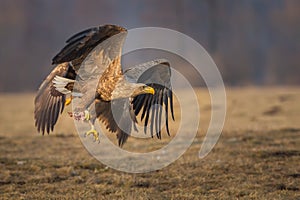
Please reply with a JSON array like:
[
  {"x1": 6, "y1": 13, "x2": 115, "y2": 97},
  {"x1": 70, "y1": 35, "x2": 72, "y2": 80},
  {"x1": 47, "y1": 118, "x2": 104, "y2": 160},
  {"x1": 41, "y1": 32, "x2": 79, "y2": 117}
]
[{"x1": 0, "y1": 87, "x2": 299, "y2": 199}]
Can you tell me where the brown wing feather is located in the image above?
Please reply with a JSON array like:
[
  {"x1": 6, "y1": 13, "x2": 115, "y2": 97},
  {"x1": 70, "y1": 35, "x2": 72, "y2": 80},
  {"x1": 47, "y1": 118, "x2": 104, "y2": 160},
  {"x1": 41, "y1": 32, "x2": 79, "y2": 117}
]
[
  {"x1": 130, "y1": 61, "x2": 174, "y2": 139},
  {"x1": 95, "y1": 99, "x2": 131, "y2": 146},
  {"x1": 52, "y1": 24, "x2": 127, "y2": 66},
  {"x1": 34, "y1": 63, "x2": 75, "y2": 134}
]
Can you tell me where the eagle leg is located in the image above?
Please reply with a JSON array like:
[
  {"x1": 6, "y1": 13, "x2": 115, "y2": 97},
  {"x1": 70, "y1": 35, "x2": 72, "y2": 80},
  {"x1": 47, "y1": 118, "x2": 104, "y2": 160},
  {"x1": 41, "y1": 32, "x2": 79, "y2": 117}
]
[
  {"x1": 65, "y1": 96, "x2": 73, "y2": 106},
  {"x1": 84, "y1": 110, "x2": 90, "y2": 120}
]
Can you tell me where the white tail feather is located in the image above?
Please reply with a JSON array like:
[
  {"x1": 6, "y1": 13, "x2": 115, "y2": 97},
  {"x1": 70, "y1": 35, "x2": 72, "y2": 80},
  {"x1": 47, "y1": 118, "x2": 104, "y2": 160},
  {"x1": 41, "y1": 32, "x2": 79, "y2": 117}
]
[{"x1": 53, "y1": 75, "x2": 74, "y2": 94}]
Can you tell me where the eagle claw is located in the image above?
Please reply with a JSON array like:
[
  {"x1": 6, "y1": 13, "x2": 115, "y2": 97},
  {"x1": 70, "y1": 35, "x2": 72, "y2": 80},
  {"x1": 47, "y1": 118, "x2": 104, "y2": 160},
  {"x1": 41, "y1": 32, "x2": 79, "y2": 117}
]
[
  {"x1": 84, "y1": 110, "x2": 90, "y2": 120},
  {"x1": 84, "y1": 126, "x2": 100, "y2": 143}
]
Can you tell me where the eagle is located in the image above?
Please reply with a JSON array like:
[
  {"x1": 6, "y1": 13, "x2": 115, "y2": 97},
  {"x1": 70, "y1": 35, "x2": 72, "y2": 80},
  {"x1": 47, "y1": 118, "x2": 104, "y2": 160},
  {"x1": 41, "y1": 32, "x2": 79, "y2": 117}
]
[{"x1": 34, "y1": 24, "x2": 174, "y2": 146}]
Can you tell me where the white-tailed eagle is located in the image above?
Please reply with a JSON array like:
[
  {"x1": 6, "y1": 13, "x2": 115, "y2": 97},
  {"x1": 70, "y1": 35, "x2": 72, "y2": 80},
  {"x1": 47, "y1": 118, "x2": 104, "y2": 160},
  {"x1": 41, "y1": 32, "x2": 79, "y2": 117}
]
[{"x1": 34, "y1": 24, "x2": 174, "y2": 146}]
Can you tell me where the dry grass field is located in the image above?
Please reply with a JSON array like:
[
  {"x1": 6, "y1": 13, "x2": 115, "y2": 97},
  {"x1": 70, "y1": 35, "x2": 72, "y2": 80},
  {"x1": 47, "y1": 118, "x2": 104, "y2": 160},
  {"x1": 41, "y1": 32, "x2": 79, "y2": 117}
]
[{"x1": 0, "y1": 87, "x2": 299, "y2": 199}]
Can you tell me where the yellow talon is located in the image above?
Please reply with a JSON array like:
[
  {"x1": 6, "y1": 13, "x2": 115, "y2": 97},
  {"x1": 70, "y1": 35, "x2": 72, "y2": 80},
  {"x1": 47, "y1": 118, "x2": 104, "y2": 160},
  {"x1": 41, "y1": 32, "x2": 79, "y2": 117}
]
[
  {"x1": 84, "y1": 110, "x2": 90, "y2": 120},
  {"x1": 84, "y1": 126, "x2": 99, "y2": 143},
  {"x1": 65, "y1": 97, "x2": 72, "y2": 106}
]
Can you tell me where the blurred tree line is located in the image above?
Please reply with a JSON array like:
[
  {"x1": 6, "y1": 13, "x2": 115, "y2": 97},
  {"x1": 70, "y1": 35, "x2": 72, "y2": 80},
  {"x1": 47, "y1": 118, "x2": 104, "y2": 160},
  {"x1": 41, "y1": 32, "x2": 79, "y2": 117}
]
[{"x1": 0, "y1": 0, "x2": 299, "y2": 92}]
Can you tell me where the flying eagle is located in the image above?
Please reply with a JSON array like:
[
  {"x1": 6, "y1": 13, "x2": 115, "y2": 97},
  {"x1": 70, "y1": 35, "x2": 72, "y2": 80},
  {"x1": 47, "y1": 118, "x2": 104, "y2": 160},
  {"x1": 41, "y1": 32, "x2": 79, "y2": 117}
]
[{"x1": 34, "y1": 24, "x2": 174, "y2": 146}]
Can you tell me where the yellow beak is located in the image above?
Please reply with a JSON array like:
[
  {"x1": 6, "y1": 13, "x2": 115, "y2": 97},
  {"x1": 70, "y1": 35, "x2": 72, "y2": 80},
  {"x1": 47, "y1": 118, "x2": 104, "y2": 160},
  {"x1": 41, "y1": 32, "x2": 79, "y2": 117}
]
[{"x1": 144, "y1": 86, "x2": 155, "y2": 95}]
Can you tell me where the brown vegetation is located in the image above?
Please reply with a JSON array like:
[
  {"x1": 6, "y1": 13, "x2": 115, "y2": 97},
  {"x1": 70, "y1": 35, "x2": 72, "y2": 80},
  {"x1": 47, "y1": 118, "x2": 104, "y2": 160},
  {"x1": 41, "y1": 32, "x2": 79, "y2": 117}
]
[{"x1": 0, "y1": 87, "x2": 299, "y2": 199}]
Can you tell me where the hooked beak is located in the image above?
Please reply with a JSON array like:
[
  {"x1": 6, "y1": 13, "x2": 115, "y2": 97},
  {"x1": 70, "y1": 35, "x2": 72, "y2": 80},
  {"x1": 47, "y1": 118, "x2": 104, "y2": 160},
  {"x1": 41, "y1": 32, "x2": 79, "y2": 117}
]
[{"x1": 144, "y1": 86, "x2": 155, "y2": 95}]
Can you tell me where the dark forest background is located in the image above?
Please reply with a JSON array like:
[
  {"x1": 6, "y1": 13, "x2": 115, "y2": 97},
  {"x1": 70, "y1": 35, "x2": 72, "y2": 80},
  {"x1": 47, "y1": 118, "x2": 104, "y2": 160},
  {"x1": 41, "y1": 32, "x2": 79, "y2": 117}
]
[{"x1": 0, "y1": 0, "x2": 299, "y2": 92}]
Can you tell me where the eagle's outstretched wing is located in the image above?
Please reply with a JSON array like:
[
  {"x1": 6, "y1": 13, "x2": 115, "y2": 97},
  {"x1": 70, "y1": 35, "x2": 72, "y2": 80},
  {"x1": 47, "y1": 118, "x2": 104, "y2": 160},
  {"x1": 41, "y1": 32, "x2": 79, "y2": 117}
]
[
  {"x1": 34, "y1": 24, "x2": 127, "y2": 135},
  {"x1": 124, "y1": 59, "x2": 175, "y2": 139},
  {"x1": 34, "y1": 63, "x2": 76, "y2": 134}
]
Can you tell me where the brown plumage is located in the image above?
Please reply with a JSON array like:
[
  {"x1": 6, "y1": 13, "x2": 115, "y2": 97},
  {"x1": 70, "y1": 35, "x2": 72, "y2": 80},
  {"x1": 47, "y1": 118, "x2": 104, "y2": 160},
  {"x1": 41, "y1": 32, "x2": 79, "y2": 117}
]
[
  {"x1": 34, "y1": 24, "x2": 174, "y2": 146},
  {"x1": 97, "y1": 57, "x2": 123, "y2": 101}
]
